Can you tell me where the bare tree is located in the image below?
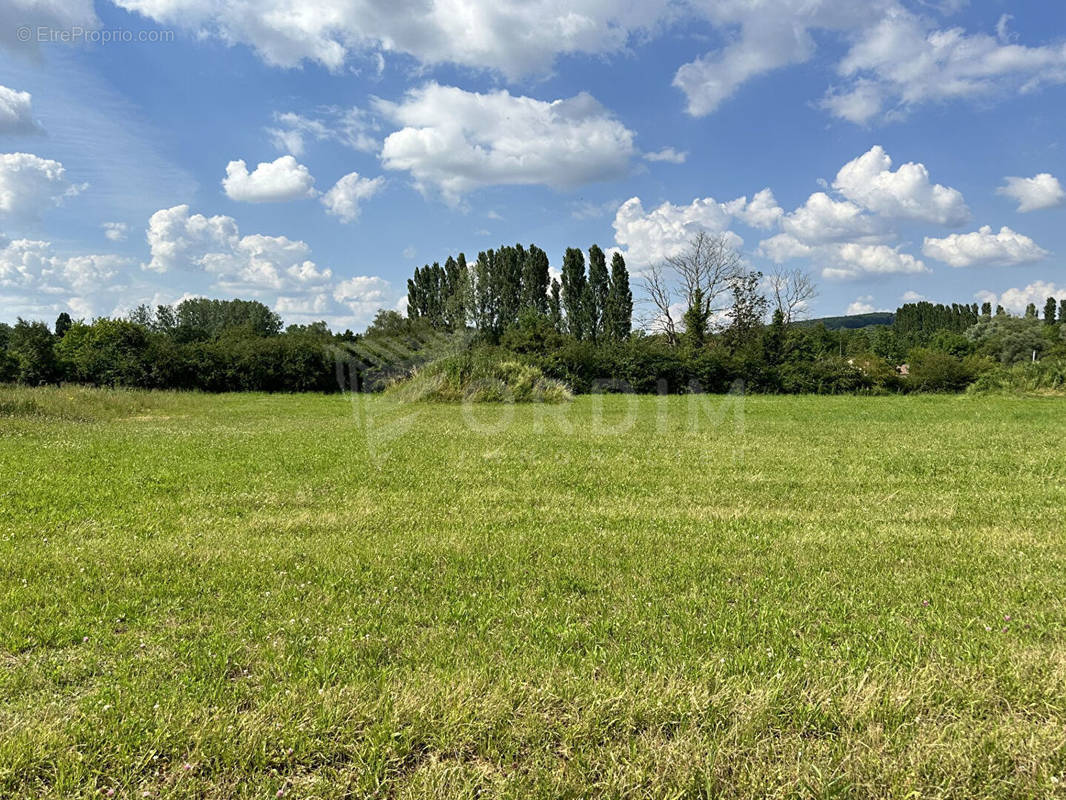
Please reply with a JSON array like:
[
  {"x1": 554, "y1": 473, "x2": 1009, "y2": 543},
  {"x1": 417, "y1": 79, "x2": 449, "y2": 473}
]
[
  {"x1": 641, "y1": 232, "x2": 744, "y2": 345},
  {"x1": 766, "y1": 267, "x2": 817, "y2": 324}
]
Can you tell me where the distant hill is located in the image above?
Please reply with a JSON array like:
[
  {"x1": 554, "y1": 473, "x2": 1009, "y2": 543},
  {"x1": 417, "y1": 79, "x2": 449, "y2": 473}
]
[{"x1": 796, "y1": 312, "x2": 895, "y2": 330}]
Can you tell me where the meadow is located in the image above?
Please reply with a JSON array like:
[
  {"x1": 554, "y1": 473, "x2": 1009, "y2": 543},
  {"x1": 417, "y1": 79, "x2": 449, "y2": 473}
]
[{"x1": 1, "y1": 386, "x2": 1065, "y2": 799}]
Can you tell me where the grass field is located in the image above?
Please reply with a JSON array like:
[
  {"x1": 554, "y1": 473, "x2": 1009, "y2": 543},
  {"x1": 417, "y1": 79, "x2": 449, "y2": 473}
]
[{"x1": 2, "y1": 386, "x2": 1065, "y2": 799}]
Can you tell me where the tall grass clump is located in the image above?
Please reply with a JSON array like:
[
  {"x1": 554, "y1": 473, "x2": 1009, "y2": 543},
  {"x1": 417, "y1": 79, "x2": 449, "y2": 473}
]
[
  {"x1": 0, "y1": 384, "x2": 189, "y2": 421},
  {"x1": 384, "y1": 348, "x2": 571, "y2": 403},
  {"x1": 968, "y1": 360, "x2": 1066, "y2": 395}
]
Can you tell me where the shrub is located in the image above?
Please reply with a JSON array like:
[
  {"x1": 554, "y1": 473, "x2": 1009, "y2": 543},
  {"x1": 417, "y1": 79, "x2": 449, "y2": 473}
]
[{"x1": 385, "y1": 348, "x2": 571, "y2": 403}]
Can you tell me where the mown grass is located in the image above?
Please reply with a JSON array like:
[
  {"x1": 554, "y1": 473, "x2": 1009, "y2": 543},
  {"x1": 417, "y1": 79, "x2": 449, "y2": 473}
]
[{"x1": 1, "y1": 386, "x2": 1065, "y2": 798}]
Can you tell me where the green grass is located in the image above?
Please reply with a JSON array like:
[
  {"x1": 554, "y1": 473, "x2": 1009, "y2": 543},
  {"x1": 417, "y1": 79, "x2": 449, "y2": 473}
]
[{"x1": 2, "y1": 386, "x2": 1065, "y2": 799}]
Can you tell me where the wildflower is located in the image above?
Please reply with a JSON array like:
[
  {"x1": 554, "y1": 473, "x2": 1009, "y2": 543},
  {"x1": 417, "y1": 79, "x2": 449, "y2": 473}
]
[
  {"x1": 921, "y1": 600, "x2": 929, "y2": 607},
  {"x1": 1004, "y1": 614, "x2": 1011, "y2": 621}
]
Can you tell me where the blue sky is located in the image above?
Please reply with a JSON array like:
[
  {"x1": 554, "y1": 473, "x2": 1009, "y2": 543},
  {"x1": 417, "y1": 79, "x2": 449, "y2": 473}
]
[{"x1": 0, "y1": 0, "x2": 1064, "y2": 329}]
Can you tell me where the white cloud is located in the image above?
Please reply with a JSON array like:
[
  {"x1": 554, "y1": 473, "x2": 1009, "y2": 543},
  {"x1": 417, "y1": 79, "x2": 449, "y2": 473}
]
[
  {"x1": 979, "y1": 281, "x2": 1065, "y2": 316},
  {"x1": 643, "y1": 147, "x2": 687, "y2": 164},
  {"x1": 332, "y1": 275, "x2": 392, "y2": 321},
  {"x1": 102, "y1": 222, "x2": 129, "y2": 242},
  {"x1": 140, "y1": 204, "x2": 392, "y2": 328},
  {"x1": 320, "y1": 172, "x2": 385, "y2": 223},
  {"x1": 402, "y1": 245, "x2": 416, "y2": 259},
  {"x1": 222, "y1": 155, "x2": 315, "y2": 203},
  {"x1": 832, "y1": 146, "x2": 969, "y2": 226},
  {"x1": 779, "y1": 192, "x2": 884, "y2": 245},
  {"x1": 997, "y1": 173, "x2": 1065, "y2": 213},
  {"x1": 612, "y1": 195, "x2": 743, "y2": 269},
  {"x1": 673, "y1": 0, "x2": 892, "y2": 116},
  {"x1": 725, "y1": 188, "x2": 784, "y2": 230},
  {"x1": 0, "y1": 85, "x2": 40, "y2": 134},
  {"x1": 0, "y1": 237, "x2": 130, "y2": 318},
  {"x1": 821, "y1": 243, "x2": 928, "y2": 280},
  {"x1": 267, "y1": 108, "x2": 379, "y2": 157},
  {"x1": 901, "y1": 290, "x2": 926, "y2": 302},
  {"x1": 827, "y1": 8, "x2": 1066, "y2": 124},
  {"x1": 376, "y1": 83, "x2": 636, "y2": 203},
  {"x1": 0, "y1": 152, "x2": 86, "y2": 218},
  {"x1": 756, "y1": 233, "x2": 812, "y2": 263},
  {"x1": 111, "y1": 0, "x2": 667, "y2": 79},
  {"x1": 846, "y1": 295, "x2": 881, "y2": 315},
  {"x1": 922, "y1": 225, "x2": 1049, "y2": 267}
]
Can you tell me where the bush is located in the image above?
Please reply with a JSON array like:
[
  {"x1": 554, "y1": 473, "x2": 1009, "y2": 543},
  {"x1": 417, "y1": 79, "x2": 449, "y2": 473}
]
[
  {"x1": 968, "y1": 359, "x2": 1066, "y2": 394},
  {"x1": 905, "y1": 348, "x2": 977, "y2": 392},
  {"x1": 385, "y1": 348, "x2": 571, "y2": 403}
]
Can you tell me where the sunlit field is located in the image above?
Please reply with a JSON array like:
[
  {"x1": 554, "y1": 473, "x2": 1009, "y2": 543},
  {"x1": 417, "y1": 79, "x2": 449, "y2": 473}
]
[{"x1": 2, "y1": 387, "x2": 1065, "y2": 799}]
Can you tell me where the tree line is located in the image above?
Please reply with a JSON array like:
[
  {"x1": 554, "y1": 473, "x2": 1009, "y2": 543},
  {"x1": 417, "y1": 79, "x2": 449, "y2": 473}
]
[
  {"x1": 3, "y1": 235, "x2": 1066, "y2": 395},
  {"x1": 407, "y1": 243, "x2": 633, "y2": 342}
]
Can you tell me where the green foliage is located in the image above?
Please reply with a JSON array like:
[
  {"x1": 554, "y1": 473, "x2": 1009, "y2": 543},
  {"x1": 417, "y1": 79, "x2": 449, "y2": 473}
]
[
  {"x1": 966, "y1": 315, "x2": 1046, "y2": 365},
  {"x1": 8, "y1": 319, "x2": 58, "y2": 385},
  {"x1": 604, "y1": 251, "x2": 632, "y2": 341},
  {"x1": 173, "y1": 297, "x2": 282, "y2": 340},
  {"x1": 969, "y1": 359, "x2": 1066, "y2": 394},
  {"x1": 587, "y1": 244, "x2": 609, "y2": 341},
  {"x1": 905, "y1": 348, "x2": 979, "y2": 392},
  {"x1": 56, "y1": 319, "x2": 151, "y2": 387},
  {"x1": 561, "y1": 247, "x2": 588, "y2": 340}
]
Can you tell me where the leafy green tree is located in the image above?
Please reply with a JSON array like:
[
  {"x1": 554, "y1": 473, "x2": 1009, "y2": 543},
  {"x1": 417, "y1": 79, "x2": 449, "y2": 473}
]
[
  {"x1": 723, "y1": 271, "x2": 769, "y2": 352},
  {"x1": 175, "y1": 298, "x2": 281, "y2": 340},
  {"x1": 56, "y1": 319, "x2": 151, "y2": 386},
  {"x1": 9, "y1": 319, "x2": 59, "y2": 384},
  {"x1": 1044, "y1": 296, "x2": 1057, "y2": 325},
  {"x1": 981, "y1": 301, "x2": 992, "y2": 317},
  {"x1": 681, "y1": 288, "x2": 709, "y2": 351},
  {"x1": 1025, "y1": 302, "x2": 1038, "y2": 319},
  {"x1": 1060, "y1": 299, "x2": 1066, "y2": 327},
  {"x1": 764, "y1": 308, "x2": 786, "y2": 366},
  {"x1": 587, "y1": 244, "x2": 609, "y2": 340},
  {"x1": 520, "y1": 245, "x2": 550, "y2": 314},
  {"x1": 54, "y1": 312, "x2": 73, "y2": 338},
  {"x1": 548, "y1": 278, "x2": 563, "y2": 332},
  {"x1": 561, "y1": 247, "x2": 588, "y2": 340},
  {"x1": 605, "y1": 251, "x2": 632, "y2": 341}
]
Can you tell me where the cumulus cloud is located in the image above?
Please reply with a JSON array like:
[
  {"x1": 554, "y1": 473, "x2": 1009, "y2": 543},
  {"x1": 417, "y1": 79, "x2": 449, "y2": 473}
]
[
  {"x1": 0, "y1": 237, "x2": 130, "y2": 318},
  {"x1": 222, "y1": 155, "x2": 316, "y2": 203},
  {"x1": 111, "y1": 0, "x2": 666, "y2": 79},
  {"x1": 779, "y1": 192, "x2": 884, "y2": 245},
  {"x1": 822, "y1": 243, "x2": 928, "y2": 280},
  {"x1": 375, "y1": 83, "x2": 636, "y2": 203},
  {"x1": 984, "y1": 281, "x2": 1065, "y2": 315},
  {"x1": 846, "y1": 295, "x2": 881, "y2": 315},
  {"x1": 320, "y1": 172, "x2": 385, "y2": 223},
  {"x1": 826, "y1": 8, "x2": 1066, "y2": 124},
  {"x1": 267, "y1": 108, "x2": 379, "y2": 157},
  {"x1": 141, "y1": 204, "x2": 392, "y2": 327},
  {"x1": 102, "y1": 222, "x2": 129, "y2": 242},
  {"x1": 673, "y1": 0, "x2": 892, "y2": 116},
  {"x1": 0, "y1": 85, "x2": 41, "y2": 134},
  {"x1": 997, "y1": 173, "x2": 1065, "y2": 213},
  {"x1": 612, "y1": 196, "x2": 743, "y2": 269},
  {"x1": 832, "y1": 146, "x2": 969, "y2": 226},
  {"x1": 145, "y1": 204, "x2": 329, "y2": 293},
  {"x1": 922, "y1": 225, "x2": 1049, "y2": 267},
  {"x1": 643, "y1": 147, "x2": 687, "y2": 164},
  {"x1": 0, "y1": 152, "x2": 86, "y2": 219},
  {"x1": 901, "y1": 290, "x2": 926, "y2": 302},
  {"x1": 332, "y1": 275, "x2": 392, "y2": 321}
]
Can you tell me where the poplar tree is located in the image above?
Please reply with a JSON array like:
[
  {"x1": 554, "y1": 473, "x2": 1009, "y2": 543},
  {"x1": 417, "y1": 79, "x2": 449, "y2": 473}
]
[
  {"x1": 561, "y1": 247, "x2": 588, "y2": 339},
  {"x1": 548, "y1": 278, "x2": 563, "y2": 331},
  {"x1": 587, "y1": 244, "x2": 609, "y2": 341},
  {"x1": 1044, "y1": 296, "x2": 1057, "y2": 325},
  {"x1": 605, "y1": 251, "x2": 632, "y2": 340},
  {"x1": 521, "y1": 245, "x2": 550, "y2": 313}
]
